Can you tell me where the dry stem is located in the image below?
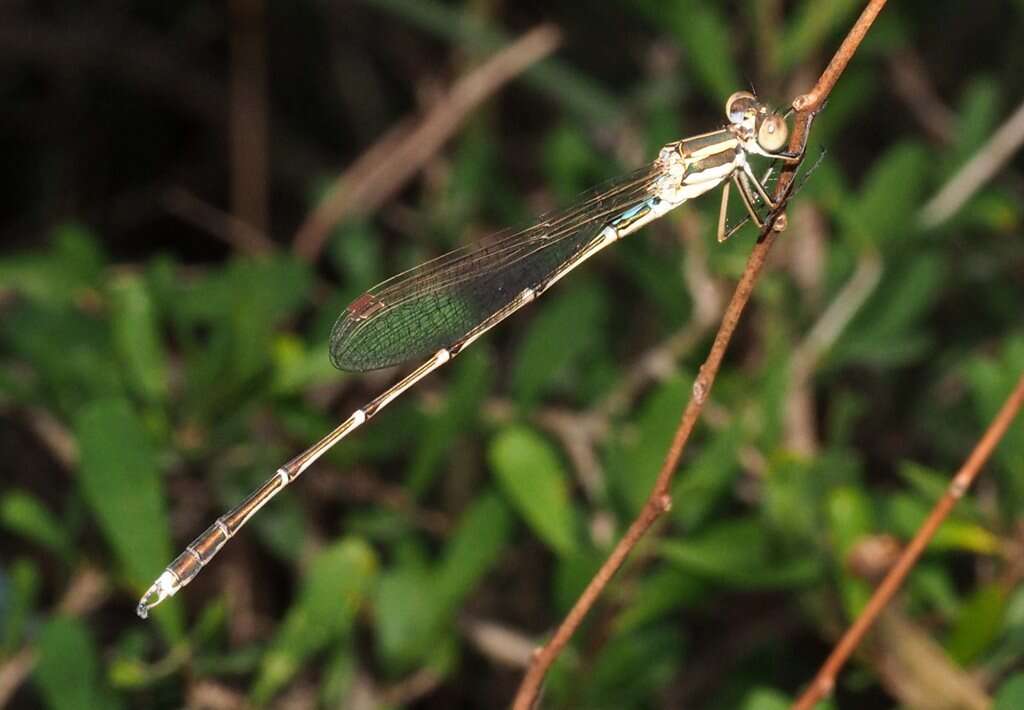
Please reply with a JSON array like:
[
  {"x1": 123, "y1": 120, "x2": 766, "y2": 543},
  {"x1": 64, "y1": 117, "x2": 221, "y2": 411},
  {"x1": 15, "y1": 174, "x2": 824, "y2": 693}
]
[
  {"x1": 292, "y1": 24, "x2": 561, "y2": 262},
  {"x1": 790, "y1": 370, "x2": 1024, "y2": 710},
  {"x1": 163, "y1": 188, "x2": 277, "y2": 255},
  {"x1": 919, "y1": 96, "x2": 1024, "y2": 228},
  {"x1": 511, "y1": 2, "x2": 889, "y2": 707},
  {"x1": 228, "y1": 0, "x2": 270, "y2": 242}
]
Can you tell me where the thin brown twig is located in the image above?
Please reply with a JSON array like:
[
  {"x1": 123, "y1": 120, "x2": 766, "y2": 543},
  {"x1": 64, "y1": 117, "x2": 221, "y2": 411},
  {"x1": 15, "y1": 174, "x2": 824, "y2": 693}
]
[
  {"x1": 790, "y1": 0, "x2": 889, "y2": 115},
  {"x1": 784, "y1": 249, "x2": 880, "y2": 456},
  {"x1": 0, "y1": 648, "x2": 35, "y2": 710},
  {"x1": 534, "y1": 408, "x2": 607, "y2": 503},
  {"x1": 292, "y1": 24, "x2": 561, "y2": 262},
  {"x1": 163, "y1": 188, "x2": 277, "y2": 255},
  {"x1": 228, "y1": 0, "x2": 269, "y2": 240},
  {"x1": 865, "y1": 609, "x2": 990, "y2": 710},
  {"x1": 378, "y1": 667, "x2": 444, "y2": 707},
  {"x1": 461, "y1": 616, "x2": 536, "y2": 669},
  {"x1": 919, "y1": 96, "x2": 1024, "y2": 228},
  {"x1": 790, "y1": 250, "x2": 882, "y2": 382},
  {"x1": 887, "y1": 49, "x2": 956, "y2": 146},
  {"x1": 186, "y1": 681, "x2": 246, "y2": 710},
  {"x1": 24, "y1": 405, "x2": 78, "y2": 469},
  {"x1": 791, "y1": 370, "x2": 1024, "y2": 710},
  {"x1": 512, "y1": 2, "x2": 888, "y2": 706}
]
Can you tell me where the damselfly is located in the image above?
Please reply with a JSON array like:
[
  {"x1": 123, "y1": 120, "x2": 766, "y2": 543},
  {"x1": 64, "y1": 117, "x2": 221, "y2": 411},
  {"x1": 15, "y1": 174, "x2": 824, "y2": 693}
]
[{"x1": 138, "y1": 91, "x2": 805, "y2": 618}]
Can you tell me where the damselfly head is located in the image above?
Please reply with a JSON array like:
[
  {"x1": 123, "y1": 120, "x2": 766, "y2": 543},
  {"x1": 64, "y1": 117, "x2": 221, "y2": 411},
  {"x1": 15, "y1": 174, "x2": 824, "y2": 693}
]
[
  {"x1": 756, "y1": 113, "x2": 789, "y2": 152},
  {"x1": 725, "y1": 91, "x2": 759, "y2": 125},
  {"x1": 726, "y1": 91, "x2": 789, "y2": 154}
]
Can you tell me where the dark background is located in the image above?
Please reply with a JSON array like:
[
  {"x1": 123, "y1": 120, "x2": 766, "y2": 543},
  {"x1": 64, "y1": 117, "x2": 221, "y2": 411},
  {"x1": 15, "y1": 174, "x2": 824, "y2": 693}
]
[{"x1": 2, "y1": 1, "x2": 1024, "y2": 708}]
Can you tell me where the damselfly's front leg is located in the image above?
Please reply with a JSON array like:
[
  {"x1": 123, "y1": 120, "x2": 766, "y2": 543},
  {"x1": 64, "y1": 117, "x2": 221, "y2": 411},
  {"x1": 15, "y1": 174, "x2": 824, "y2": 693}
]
[
  {"x1": 717, "y1": 171, "x2": 767, "y2": 242},
  {"x1": 741, "y1": 162, "x2": 781, "y2": 212}
]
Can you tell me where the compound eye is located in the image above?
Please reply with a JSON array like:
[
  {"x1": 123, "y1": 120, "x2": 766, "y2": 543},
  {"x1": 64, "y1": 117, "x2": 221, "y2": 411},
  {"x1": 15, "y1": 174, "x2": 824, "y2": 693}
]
[
  {"x1": 757, "y1": 114, "x2": 788, "y2": 152},
  {"x1": 726, "y1": 91, "x2": 757, "y2": 123}
]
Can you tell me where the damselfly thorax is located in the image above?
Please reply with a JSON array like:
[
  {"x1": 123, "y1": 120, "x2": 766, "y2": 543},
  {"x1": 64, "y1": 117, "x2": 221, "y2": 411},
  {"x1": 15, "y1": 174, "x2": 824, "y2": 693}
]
[{"x1": 137, "y1": 90, "x2": 807, "y2": 619}]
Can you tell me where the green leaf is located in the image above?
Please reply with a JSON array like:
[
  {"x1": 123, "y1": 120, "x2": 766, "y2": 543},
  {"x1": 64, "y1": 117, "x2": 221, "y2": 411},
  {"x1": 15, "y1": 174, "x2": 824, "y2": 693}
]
[
  {"x1": 637, "y1": 0, "x2": 740, "y2": 101},
  {"x1": 375, "y1": 494, "x2": 511, "y2": 672},
  {"x1": 177, "y1": 256, "x2": 313, "y2": 417},
  {"x1": 511, "y1": 279, "x2": 606, "y2": 408},
  {"x1": 74, "y1": 398, "x2": 180, "y2": 638},
  {"x1": 945, "y1": 584, "x2": 1006, "y2": 665},
  {"x1": 543, "y1": 123, "x2": 604, "y2": 201},
  {"x1": 2, "y1": 559, "x2": 40, "y2": 651},
  {"x1": 910, "y1": 564, "x2": 961, "y2": 620},
  {"x1": 898, "y1": 462, "x2": 955, "y2": 502},
  {"x1": 966, "y1": 337, "x2": 1024, "y2": 507},
  {"x1": 445, "y1": 125, "x2": 503, "y2": 236},
  {"x1": 406, "y1": 348, "x2": 493, "y2": 496},
  {"x1": 578, "y1": 626, "x2": 683, "y2": 709},
  {"x1": 0, "y1": 224, "x2": 105, "y2": 306},
  {"x1": 659, "y1": 517, "x2": 821, "y2": 588},
  {"x1": 826, "y1": 486, "x2": 874, "y2": 618},
  {"x1": 671, "y1": 425, "x2": 742, "y2": 530},
  {"x1": 613, "y1": 568, "x2": 704, "y2": 635},
  {"x1": 374, "y1": 561, "x2": 441, "y2": 672},
  {"x1": 827, "y1": 486, "x2": 874, "y2": 554},
  {"x1": 435, "y1": 492, "x2": 513, "y2": 610},
  {"x1": 33, "y1": 617, "x2": 110, "y2": 710},
  {"x1": 108, "y1": 273, "x2": 168, "y2": 403},
  {"x1": 327, "y1": 220, "x2": 384, "y2": 292},
  {"x1": 780, "y1": 0, "x2": 862, "y2": 69},
  {"x1": 252, "y1": 538, "x2": 377, "y2": 704},
  {"x1": 489, "y1": 426, "x2": 578, "y2": 556},
  {"x1": 2, "y1": 301, "x2": 123, "y2": 417},
  {"x1": 742, "y1": 688, "x2": 833, "y2": 710},
  {"x1": 607, "y1": 377, "x2": 689, "y2": 515},
  {"x1": 844, "y1": 143, "x2": 929, "y2": 247},
  {"x1": 995, "y1": 673, "x2": 1024, "y2": 710},
  {"x1": 270, "y1": 333, "x2": 344, "y2": 395},
  {"x1": 804, "y1": 67, "x2": 876, "y2": 149},
  {"x1": 898, "y1": 462, "x2": 986, "y2": 520},
  {"x1": 320, "y1": 642, "x2": 358, "y2": 708},
  {"x1": 829, "y1": 254, "x2": 945, "y2": 368},
  {"x1": 616, "y1": 237, "x2": 689, "y2": 329},
  {"x1": 953, "y1": 78, "x2": 1000, "y2": 165},
  {"x1": 885, "y1": 493, "x2": 999, "y2": 554},
  {"x1": 760, "y1": 455, "x2": 835, "y2": 545},
  {"x1": 175, "y1": 255, "x2": 312, "y2": 326},
  {"x1": 741, "y1": 688, "x2": 790, "y2": 710},
  {"x1": 0, "y1": 491, "x2": 71, "y2": 560},
  {"x1": 552, "y1": 549, "x2": 604, "y2": 614}
]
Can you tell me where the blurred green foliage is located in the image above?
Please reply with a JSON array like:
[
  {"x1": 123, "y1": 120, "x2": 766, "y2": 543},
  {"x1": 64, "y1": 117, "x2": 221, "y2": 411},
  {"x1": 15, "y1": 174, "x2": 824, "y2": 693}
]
[{"x1": 2, "y1": 1, "x2": 1024, "y2": 708}]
